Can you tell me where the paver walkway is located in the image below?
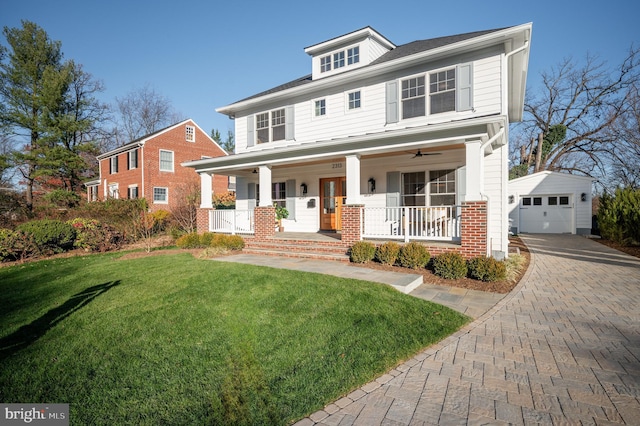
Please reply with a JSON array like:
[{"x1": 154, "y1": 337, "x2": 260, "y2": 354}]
[{"x1": 298, "y1": 234, "x2": 640, "y2": 425}]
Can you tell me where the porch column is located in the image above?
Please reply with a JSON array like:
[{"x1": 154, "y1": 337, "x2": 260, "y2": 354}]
[
  {"x1": 258, "y1": 165, "x2": 272, "y2": 207},
  {"x1": 345, "y1": 154, "x2": 361, "y2": 205},
  {"x1": 199, "y1": 172, "x2": 213, "y2": 208},
  {"x1": 464, "y1": 140, "x2": 482, "y2": 201}
]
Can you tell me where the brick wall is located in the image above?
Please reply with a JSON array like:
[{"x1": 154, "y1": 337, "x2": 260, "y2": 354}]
[
  {"x1": 196, "y1": 208, "x2": 209, "y2": 234},
  {"x1": 459, "y1": 201, "x2": 488, "y2": 258},
  {"x1": 341, "y1": 204, "x2": 363, "y2": 246},
  {"x1": 253, "y1": 206, "x2": 276, "y2": 240}
]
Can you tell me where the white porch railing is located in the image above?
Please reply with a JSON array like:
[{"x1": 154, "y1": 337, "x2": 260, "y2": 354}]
[
  {"x1": 362, "y1": 206, "x2": 461, "y2": 242},
  {"x1": 209, "y1": 209, "x2": 255, "y2": 234}
]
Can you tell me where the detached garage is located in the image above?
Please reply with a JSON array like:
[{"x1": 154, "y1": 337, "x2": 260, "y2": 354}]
[{"x1": 508, "y1": 171, "x2": 594, "y2": 235}]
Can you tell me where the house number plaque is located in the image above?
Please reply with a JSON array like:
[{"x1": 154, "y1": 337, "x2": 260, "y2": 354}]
[{"x1": 331, "y1": 163, "x2": 343, "y2": 169}]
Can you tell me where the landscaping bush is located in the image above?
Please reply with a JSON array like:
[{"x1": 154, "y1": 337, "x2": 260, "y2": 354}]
[
  {"x1": 75, "y1": 198, "x2": 147, "y2": 241},
  {"x1": 175, "y1": 233, "x2": 245, "y2": 251},
  {"x1": 16, "y1": 219, "x2": 76, "y2": 254},
  {"x1": 432, "y1": 251, "x2": 468, "y2": 279},
  {"x1": 398, "y1": 242, "x2": 430, "y2": 269},
  {"x1": 375, "y1": 241, "x2": 401, "y2": 265},
  {"x1": 467, "y1": 256, "x2": 507, "y2": 282},
  {"x1": 597, "y1": 187, "x2": 640, "y2": 246},
  {"x1": 150, "y1": 209, "x2": 172, "y2": 233},
  {"x1": 349, "y1": 241, "x2": 376, "y2": 263},
  {"x1": 67, "y1": 218, "x2": 124, "y2": 252},
  {"x1": 42, "y1": 189, "x2": 81, "y2": 209},
  {"x1": 0, "y1": 229, "x2": 38, "y2": 262},
  {"x1": 222, "y1": 235, "x2": 245, "y2": 251},
  {"x1": 176, "y1": 232, "x2": 204, "y2": 249}
]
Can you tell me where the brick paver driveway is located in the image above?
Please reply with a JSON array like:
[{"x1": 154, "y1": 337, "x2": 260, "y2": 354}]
[{"x1": 302, "y1": 234, "x2": 640, "y2": 425}]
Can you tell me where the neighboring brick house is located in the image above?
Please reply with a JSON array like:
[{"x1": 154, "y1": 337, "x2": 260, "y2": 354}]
[{"x1": 86, "y1": 119, "x2": 229, "y2": 211}]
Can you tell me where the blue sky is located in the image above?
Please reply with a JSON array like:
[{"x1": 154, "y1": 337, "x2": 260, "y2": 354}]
[{"x1": 2, "y1": 0, "x2": 639, "y2": 140}]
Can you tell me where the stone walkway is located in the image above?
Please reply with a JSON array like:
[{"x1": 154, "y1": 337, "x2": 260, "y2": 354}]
[{"x1": 296, "y1": 234, "x2": 640, "y2": 425}]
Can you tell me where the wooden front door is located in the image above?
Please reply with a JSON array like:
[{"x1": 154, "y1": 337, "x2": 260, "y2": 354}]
[{"x1": 320, "y1": 177, "x2": 346, "y2": 231}]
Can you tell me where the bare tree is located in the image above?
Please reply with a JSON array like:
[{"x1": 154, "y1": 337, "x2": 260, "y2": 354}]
[
  {"x1": 605, "y1": 84, "x2": 640, "y2": 188},
  {"x1": 170, "y1": 181, "x2": 200, "y2": 234},
  {"x1": 115, "y1": 84, "x2": 183, "y2": 142},
  {"x1": 510, "y1": 47, "x2": 640, "y2": 181}
]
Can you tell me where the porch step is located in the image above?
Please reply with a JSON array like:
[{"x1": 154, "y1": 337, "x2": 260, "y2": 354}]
[{"x1": 243, "y1": 239, "x2": 350, "y2": 262}]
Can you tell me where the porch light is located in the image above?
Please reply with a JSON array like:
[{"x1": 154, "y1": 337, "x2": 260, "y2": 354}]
[
  {"x1": 252, "y1": 168, "x2": 258, "y2": 174},
  {"x1": 300, "y1": 183, "x2": 307, "y2": 195},
  {"x1": 368, "y1": 177, "x2": 376, "y2": 193},
  {"x1": 581, "y1": 193, "x2": 587, "y2": 202}
]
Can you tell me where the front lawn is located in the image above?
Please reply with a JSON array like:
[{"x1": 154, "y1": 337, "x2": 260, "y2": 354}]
[{"x1": 0, "y1": 252, "x2": 468, "y2": 424}]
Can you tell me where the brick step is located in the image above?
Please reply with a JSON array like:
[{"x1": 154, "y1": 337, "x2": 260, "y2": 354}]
[
  {"x1": 244, "y1": 241, "x2": 348, "y2": 256},
  {"x1": 242, "y1": 246, "x2": 350, "y2": 262}
]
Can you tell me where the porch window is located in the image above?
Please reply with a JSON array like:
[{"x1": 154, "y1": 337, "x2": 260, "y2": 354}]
[
  {"x1": 255, "y1": 109, "x2": 285, "y2": 143},
  {"x1": 430, "y1": 68, "x2": 456, "y2": 114},
  {"x1": 429, "y1": 169, "x2": 455, "y2": 205},
  {"x1": 402, "y1": 172, "x2": 426, "y2": 206},
  {"x1": 256, "y1": 182, "x2": 287, "y2": 208}
]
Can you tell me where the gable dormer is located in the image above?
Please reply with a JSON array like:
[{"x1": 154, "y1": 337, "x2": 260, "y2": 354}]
[{"x1": 304, "y1": 26, "x2": 395, "y2": 80}]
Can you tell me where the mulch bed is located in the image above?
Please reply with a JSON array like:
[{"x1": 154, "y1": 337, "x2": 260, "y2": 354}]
[
  {"x1": 351, "y1": 236, "x2": 530, "y2": 294},
  {"x1": 594, "y1": 239, "x2": 640, "y2": 259}
]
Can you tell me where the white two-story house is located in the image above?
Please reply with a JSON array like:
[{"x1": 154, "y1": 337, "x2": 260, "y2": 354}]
[{"x1": 185, "y1": 24, "x2": 531, "y2": 260}]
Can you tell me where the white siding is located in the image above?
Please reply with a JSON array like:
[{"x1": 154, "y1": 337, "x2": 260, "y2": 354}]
[
  {"x1": 473, "y1": 55, "x2": 502, "y2": 115},
  {"x1": 483, "y1": 144, "x2": 508, "y2": 256}
]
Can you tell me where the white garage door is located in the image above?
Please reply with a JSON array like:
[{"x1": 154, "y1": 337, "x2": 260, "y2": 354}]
[{"x1": 519, "y1": 195, "x2": 573, "y2": 233}]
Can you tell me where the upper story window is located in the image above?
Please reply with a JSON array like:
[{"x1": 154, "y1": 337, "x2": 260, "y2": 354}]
[
  {"x1": 348, "y1": 91, "x2": 361, "y2": 110},
  {"x1": 430, "y1": 69, "x2": 456, "y2": 114},
  {"x1": 256, "y1": 108, "x2": 286, "y2": 143},
  {"x1": 347, "y1": 47, "x2": 359, "y2": 65},
  {"x1": 333, "y1": 51, "x2": 345, "y2": 69},
  {"x1": 185, "y1": 125, "x2": 195, "y2": 142},
  {"x1": 314, "y1": 99, "x2": 326, "y2": 117},
  {"x1": 401, "y1": 76, "x2": 426, "y2": 119},
  {"x1": 159, "y1": 149, "x2": 174, "y2": 172},
  {"x1": 110, "y1": 156, "x2": 118, "y2": 174},
  {"x1": 320, "y1": 55, "x2": 332, "y2": 73},
  {"x1": 127, "y1": 149, "x2": 138, "y2": 170}
]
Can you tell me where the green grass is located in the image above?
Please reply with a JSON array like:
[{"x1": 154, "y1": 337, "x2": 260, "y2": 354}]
[{"x1": 0, "y1": 252, "x2": 469, "y2": 425}]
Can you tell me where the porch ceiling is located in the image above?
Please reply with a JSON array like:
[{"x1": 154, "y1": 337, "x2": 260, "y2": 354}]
[{"x1": 183, "y1": 115, "x2": 506, "y2": 175}]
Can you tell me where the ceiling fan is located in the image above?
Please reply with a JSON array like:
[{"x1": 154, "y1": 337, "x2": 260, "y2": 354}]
[{"x1": 411, "y1": 150, "x2": 441, "y2": 158}]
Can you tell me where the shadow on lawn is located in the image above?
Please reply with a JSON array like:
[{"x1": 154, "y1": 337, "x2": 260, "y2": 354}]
[{"x1": 0, "y1": 280, "x2": 121, "y2": 359}]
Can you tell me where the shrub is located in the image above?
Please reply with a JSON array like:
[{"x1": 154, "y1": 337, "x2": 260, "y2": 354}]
[
  {"x1": 75, "y1": 198, "x2": 147, "y2": 241},
  {"x1": 467, "y1": 256, "x2": 507, "y2": 282},
  {"x1": 398, "y1": 242, "x2": 430, "y2": 269},
  {"x1": 16, "y1": 219, "x2": 76, "y2": 254},
  {"x1": 597, "y1": 187, "x2": 640, "y2": 246},
  {"x1": 505, "y1": 253, "x2": 526, "y2": 282},
  {"x1": 67, "y1": 218, "x2": 123, "y2": 252},
  {"x1": 0, "y1": 229, "x2": 38, "y2": 262},
  {"x1": 349, "y1": 241, "x2": 376, "y2": 263},
  {"x1": 222, "y1": 235, "x2": 245, "y2": 251},
  {"x1": 43, "y1": 189, "x2": 81, "y2": 209},
  {"x1": 176, "y1": 232, "x2": 204, "y2": 249},
  {"x1": 432, "y1": 251, "x2": 468, "y2": 279},
  {"x1": 150, "y1": 209, "x2": 172, "y2": 232},
  {"x1": 375, "y1": 241, "x2": 401, "y2": 265}
]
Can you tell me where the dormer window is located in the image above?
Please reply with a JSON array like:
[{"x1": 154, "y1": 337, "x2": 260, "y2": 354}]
[
  {"x1": 347, "y1": 46, "x2": 359, "y2": 65},
  {"x1": 320, "y1": 56, "x2": 331, "y2": 73},
  {"x1": 333, "y1": 51, "x2": 345, "y2": 69}
]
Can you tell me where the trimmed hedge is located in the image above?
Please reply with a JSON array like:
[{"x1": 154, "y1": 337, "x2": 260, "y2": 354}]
[
  {"x1": 432, "y1": 251, "x2": 467, "y2": 279},
  {"x1": 398, "y1": 242, "x2": 430, "y2": 269},
  {"x1": 349, "y1": 241, "x2": 376, "y2": 263},
  {"x1": 467, "y1": 256, "x2": 506, "y2": 282},
  {"x1": 375, "y1": 241, "x2": 401, "y2": 265},
  {"x1": 176, "y1": 232, "x2": 245, "y2": 251}
]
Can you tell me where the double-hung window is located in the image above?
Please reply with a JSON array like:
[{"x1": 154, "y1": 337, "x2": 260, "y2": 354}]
[
  {"x1": 401, "y1": 76, "x2": 426, "y2": 119},
  {"x1": 128, "y1": 186, "x2": 138, "y2": 199},
  {"x1": 272, "y1": 182, "x2": 286, "y2": 209},
  {"x1": 348, "y1": 91, "x2": 361, "y2": 110},
  {"x1": 333, "y1": 51, "x2": 345, "y2": 69},
  {"x1": 347, "y1": 46, "x2": 359, "y2": 65},
  {"x1": 320, "y1": 55, "x2": 331, "y2": 73},
  {"x1": 256, "y1": 109, "x2": 286, "y2": 143},
  {"x1": 430, "y1": 68, "x2": 456, "y2": 114},
  {"x1": 110, "y1": 156, "x2": 118, "y2": 174},
  {"x1": 153, "y1": 187, "x2": 168, "y2": 203},
  {"x1": 429, "y1": 169, "x2": 456, "y2": 205},
  {"x1": 402, "y1": 172, "x2": 426, "y2": 206},
  {"x1": 314, "y1": 99, "x2": 326, "y2": 117},
  {"x1": 159, "y1": 150, "x2": 174, "y2": 172},
  {"x1": 128, "y1": 149, "x2": 138, "y2": 170}
]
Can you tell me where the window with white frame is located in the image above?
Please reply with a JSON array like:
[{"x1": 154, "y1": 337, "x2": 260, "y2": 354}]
[
  {"x1": 402, "y1": 172, "x2": 426, "y2": 206},
  {"x1": 89, "y1": 185, "x2": 98, "y2": 202},
  {"x1": 128, "y1": 186, "x2": 138, "y2": 199},
  {"x1": 128, "y1": 149, "x2": 138, "y2": 170},
  {"x1": 314, "y1": 99, "x2": 326, "y2": 117},
  {"x1": 185, "y1": 125, "x2": 195, "y2": 142},
  {"x1": 320, "y1": 55, "x2": 331, "y2": 73},
  {"x1": 348, "y1": 90, "x2": 361, "y2": 110},
  {"x1": 256, "y1": 182, "x2": 287, "y2": 208},
  {"x1": 256, "y1": 108, "x2": 285, "y2": 143},
  {"x1": 401, "y1": 76, "x2": 426, "y2": 119},
  {"x1": 159, "y1": 150, "x2": 174, "y2": 172},
  {"x1": 347, "y1": 46, "x2": 359, "y2": 65},
  {"x1": 110, "y1": 156, "x2": 118, "y2": 174},
  {"x1": 429, "y1": 169, "x2": 455, "y2": 205},
  {"x1": 153, "y1": 187, "x2": 168, "y2": 203},
  {"x1": 429, "y1": 68, "x2": 456, "y2": 114},
  {"x1": 333, "y1": 51, "x2": 345, "y2": 69}
]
